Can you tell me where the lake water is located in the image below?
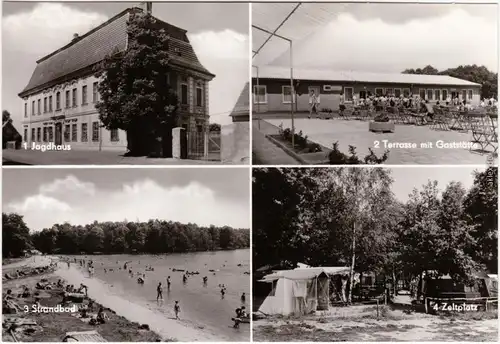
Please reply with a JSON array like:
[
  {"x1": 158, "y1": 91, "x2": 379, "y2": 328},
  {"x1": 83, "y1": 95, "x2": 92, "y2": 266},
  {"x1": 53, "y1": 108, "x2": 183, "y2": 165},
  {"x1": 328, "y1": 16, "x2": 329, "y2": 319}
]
[{"x1": 65, "y1": 249, "x2": 250, "y2": 341}]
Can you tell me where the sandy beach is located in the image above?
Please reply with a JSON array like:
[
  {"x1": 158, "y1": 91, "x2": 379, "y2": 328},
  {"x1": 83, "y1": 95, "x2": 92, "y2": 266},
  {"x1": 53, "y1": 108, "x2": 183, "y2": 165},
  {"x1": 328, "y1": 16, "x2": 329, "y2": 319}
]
[
  {"x1": 55, "y1": 261, "x2": 221, "y2": 341},
  {"x1": 3, "y1": 255, "x2": 221, "y2": 342}
]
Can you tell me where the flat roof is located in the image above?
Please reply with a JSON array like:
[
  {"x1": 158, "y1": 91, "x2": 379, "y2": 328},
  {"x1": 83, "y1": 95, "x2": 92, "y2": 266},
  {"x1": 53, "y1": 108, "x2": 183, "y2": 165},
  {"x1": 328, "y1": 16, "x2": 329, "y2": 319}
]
[
  {"x1": 261, "y1": 266, "x2": 350, "y2": 281},
  {"x1": 253, "y1": 66, "x2": 481, "y2": 87}
]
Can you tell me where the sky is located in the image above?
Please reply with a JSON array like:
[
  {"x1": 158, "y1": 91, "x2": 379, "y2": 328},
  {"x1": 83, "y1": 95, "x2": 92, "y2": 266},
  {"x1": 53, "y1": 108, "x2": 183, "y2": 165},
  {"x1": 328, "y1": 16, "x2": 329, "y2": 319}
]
[
  {"x1": 2, "y1": 1, "x2": 249, "y2": 131},
  {"x1": 253, "y1": 2, "x2": 498, "y2": 73},
  {"x1": 389, "y1": 166, "x2": 486, "y2": 202},
  {"x1": 2, "y1": 168, "x2": 250, "y2": 231}
]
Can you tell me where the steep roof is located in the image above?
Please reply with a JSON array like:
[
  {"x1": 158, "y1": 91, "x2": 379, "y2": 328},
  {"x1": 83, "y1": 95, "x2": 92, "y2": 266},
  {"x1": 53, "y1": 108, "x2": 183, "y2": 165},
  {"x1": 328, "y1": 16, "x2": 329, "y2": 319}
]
[
  {"x1": 20, "y1": 7, "x2": 213, "y2": 97},
  {"x1": 230, "y1": 82, "x2": 249, "y2": 117},
  {"x1": 253, "y1": 66, "x2": 481, "y2": 87}
]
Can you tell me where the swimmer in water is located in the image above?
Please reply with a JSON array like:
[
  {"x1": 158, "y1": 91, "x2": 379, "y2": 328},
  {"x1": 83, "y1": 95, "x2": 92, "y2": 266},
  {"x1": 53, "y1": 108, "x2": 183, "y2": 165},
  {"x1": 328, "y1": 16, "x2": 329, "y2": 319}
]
[
  {"x1": 241, "y1": 293, "x2": 246, "y2": 303},
  {"x1": 167, "y1": 276, "x2": 171, "y2": 289},
  {"x1": 221, "y1": 288, "x2": 225, "y2": 299},
  {"x1": 174, "y1": 301, "x2": 180, "y2": 320},
  {"x1": 157, "y1": 282, "x2": 163, "y2": 301}
]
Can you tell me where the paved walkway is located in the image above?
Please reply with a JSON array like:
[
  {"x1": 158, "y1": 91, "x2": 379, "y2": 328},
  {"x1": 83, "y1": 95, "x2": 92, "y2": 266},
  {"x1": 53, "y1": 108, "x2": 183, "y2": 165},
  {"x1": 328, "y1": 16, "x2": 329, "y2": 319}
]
[
  {"x1": 252, "y1": 121, "x2": 299, "y2": 165},
  {"x1": 264, "y1": 117, "x2": 497, "y2": 165},
  {"x1": 2, "y1": 149, "x2": 223, "y2": 165}
]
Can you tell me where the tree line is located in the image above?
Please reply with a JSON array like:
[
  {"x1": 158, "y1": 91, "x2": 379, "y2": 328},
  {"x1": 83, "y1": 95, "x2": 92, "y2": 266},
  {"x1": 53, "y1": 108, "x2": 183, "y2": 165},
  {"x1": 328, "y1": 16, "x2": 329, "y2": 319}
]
[
  {"x1": 253, "y1": 167, "x2": 497, "y2": 301},
  {"x1": 2, "y1": 216, "x2": 250, "y2": 257},
  {"x1": 402, "y1": 64, "x2": 498, "y2": 99}
]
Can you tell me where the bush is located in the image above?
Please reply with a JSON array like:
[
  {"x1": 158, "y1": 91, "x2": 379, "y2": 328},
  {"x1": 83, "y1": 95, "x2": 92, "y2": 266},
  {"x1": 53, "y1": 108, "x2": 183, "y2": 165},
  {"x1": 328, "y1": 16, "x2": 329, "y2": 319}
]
[
  {"x1": 374, "y1": 113, "x2": 390, "y2": 122},
  {"x1": 278, "y1": 124, "x2": 323, "y2": 153},
  {"x1": 209, "y1": 123, "x2": 221, "y2": 132},
  {"x1": 328, "y1": 142, "x2": 389, "y2": 164}
]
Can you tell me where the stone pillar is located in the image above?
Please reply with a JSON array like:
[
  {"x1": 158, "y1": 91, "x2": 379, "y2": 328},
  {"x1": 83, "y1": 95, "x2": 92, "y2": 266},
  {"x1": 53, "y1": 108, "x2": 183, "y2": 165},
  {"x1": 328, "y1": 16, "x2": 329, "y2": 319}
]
[
  {"x1": 205, "y1": 80, "x2": 209, "y2": 116},
  {"x1": 188, "y1": 76, "x2": 194, "y2": 113},
  {"x1": 204, "y1": 132, "x2": 208, "y2": 158},
  {"x1": 172, "y1": 127, "x2": 184, "y2": 159}
]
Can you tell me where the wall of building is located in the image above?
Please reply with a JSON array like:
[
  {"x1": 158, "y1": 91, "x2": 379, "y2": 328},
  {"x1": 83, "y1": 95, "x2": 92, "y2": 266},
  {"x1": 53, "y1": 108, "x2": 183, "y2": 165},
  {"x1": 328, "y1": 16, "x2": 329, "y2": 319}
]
[
  {"x1": 221, "y1": 121, "x2": 249, "y2": 164},
  {"x1": 252, "y1": 78, "x2": 481, "y2": 113},
  {"x1": 21, "y1": 69, "x2": 211, "y2": 151},
  {"x1": 22, "y1": 112, "x2": 127, "y2": 151}
]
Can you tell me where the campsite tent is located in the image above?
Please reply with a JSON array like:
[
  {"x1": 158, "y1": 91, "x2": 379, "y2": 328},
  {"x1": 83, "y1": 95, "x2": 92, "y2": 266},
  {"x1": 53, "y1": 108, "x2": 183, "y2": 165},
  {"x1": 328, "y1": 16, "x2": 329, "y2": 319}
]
[{"x1": 258, "y1": 266, "x2": 350, "y2": 316}]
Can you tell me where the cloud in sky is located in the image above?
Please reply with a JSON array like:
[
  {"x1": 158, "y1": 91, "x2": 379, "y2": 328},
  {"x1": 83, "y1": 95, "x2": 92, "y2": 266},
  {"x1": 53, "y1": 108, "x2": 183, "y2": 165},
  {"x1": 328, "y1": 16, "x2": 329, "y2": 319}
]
[
  {"x1": 189, "y1": 30, "x2": 249, "y2": 125},
  {"x1": 2, "y1": 3, "x2": 109, "y2": 55},
  {"x1": 257, "y1": 8, "x2": 497, "y2": 73},
  {"x1": 4, "y1": 175, "x2": 249, "y2": 231},
  {"x1": 39, "y1": 175, "x2": 96, "y2": 196}
]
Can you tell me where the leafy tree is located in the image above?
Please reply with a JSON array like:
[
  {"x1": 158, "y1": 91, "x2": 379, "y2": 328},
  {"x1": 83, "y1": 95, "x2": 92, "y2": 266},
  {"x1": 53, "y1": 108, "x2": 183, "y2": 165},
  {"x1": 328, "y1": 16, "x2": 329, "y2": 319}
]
[
  {"x1": 440, "y1": 65, "x2": 497, "y2": 99},
  {"x1": 402, "y1": 65, "x2": 439, "y2": 75},
  {"x1": 95, "y1": 10, "x2": 179, "y2": 157},
  {"x1": 19, "y1": 218, "x2": 249, "y2": 255},
  {"x1": 252, "y1": 168, "x2": 307, "y2": 269},
  {"x1": 2, "y1": 213, "x2": 32, "y2": 258},
  {"x1": 83, "y1": 225, "x2": 105, "y2": 253},
  {"x1": 3, "y1": 110, "x2": 12, "y2": 124},
  {"x1": 402, "y1": 64, "x2": 498, "y2": 99},
  {"x1": 463, "y1": 167, "x2": 498, "y2": 273},
  {"x1": 209, "y1": 123, "x2": 221, "y2": 132}
]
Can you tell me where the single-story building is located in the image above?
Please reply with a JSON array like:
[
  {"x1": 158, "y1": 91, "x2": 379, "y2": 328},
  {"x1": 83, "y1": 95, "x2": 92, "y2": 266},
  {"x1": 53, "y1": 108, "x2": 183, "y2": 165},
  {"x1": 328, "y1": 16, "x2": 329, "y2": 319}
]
[
  {"x1": 252, "y1": 66, "x2": 482, "y2": 113},
  {"x1": 3, "y1": 120, "x2": 22, "y2": 149}
]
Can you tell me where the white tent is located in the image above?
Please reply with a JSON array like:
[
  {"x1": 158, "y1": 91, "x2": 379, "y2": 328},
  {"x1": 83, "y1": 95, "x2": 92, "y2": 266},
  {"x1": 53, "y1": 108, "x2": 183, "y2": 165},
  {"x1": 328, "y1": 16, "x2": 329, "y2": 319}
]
[{"x1": 258, "y1": 265, "x2": 350, "y2": 316}]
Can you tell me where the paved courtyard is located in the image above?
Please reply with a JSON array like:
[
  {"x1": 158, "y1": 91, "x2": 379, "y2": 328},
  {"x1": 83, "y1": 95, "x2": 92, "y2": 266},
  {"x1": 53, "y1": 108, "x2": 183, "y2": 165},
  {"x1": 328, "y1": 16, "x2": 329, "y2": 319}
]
[
  {"x1": 2, "y1": 149, "x2": 223, "y2": 165},
  {"x1": 252, "y1": 121, "x2": 299, "y2": 164},
  {"x1": 264, "y1": 118, "x2": 497, "y2": 165}
]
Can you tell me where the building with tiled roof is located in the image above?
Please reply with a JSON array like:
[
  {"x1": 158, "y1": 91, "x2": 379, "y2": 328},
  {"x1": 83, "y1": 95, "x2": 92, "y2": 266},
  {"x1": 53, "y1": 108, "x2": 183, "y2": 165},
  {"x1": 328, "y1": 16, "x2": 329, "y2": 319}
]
[
  {"x1": 19, "y1": 6, "x2": 214, "y2": 152},
  {"x1": 252, "y1": 66, "x2": 481, "y2": 113}
]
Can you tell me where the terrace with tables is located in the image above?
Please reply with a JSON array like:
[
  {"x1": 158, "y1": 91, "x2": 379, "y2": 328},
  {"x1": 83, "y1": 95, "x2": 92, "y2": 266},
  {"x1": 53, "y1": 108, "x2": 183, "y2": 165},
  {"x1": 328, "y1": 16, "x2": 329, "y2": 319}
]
[{"x1": 256, "y1": 97, "x2": 497, "y2": 165}]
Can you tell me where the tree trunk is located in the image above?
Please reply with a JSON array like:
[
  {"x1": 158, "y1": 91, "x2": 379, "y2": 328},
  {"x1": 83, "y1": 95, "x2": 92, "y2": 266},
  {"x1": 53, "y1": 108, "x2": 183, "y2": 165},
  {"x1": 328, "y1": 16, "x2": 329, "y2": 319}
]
[
  {"x1": 341, "y1": 277, "x2": 347, "y2": 303},
  {"x1": 392, "y1": 268, "x2": 397, "y2": 296},
  {"x1": 126, "y1": 124, "x2": 151, "y2": 156},
  {"x1": 162, "y1": 124, "x2": 173, "y2": 158},
  {"x1": 348, "y1": 221, "x2": 356, "y2": 304},
  {"x1": 417, "y1": 271, "x2": 423, "y2": 301}
]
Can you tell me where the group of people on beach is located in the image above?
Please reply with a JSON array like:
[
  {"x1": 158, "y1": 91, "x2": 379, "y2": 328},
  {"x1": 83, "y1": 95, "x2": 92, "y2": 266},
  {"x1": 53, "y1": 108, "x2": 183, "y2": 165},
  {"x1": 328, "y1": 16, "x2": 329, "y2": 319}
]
[{"x1": 71, "y1": 258, "x2": 248, "y2": 329}]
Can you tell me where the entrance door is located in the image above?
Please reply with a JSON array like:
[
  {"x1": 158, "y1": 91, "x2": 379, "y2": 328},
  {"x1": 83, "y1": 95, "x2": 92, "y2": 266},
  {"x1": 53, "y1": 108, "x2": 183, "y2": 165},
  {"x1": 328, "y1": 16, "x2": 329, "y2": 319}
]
[
  {"x1": 55, "y1": 123, "x2": 62, "y2": 145},
  {"x1": 451, "y1": 91, "x2": 458, "y2": 100}
]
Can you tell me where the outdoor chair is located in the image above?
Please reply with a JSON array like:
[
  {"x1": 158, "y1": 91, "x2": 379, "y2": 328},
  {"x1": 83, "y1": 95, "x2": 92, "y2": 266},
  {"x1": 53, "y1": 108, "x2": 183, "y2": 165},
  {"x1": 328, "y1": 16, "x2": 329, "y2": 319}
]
[
  {"x1": 341, "y1": 106, "x2": 355, "y2": 120},
  {"x1": 470, "y1": 113, "x2": 498, "y2": 153},
  {"x1": 429, "y1": 107, "x2": 449, "y2": 131}
]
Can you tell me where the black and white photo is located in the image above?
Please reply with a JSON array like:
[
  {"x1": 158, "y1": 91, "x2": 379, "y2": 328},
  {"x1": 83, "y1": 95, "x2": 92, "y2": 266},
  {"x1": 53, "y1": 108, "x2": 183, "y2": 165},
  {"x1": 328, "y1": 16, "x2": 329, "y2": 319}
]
[
  {"x1": 253, "y1": 166, "x2": 498, "y2": 341},
  {"x1": 252, "y1": 2, "x2": 498, "y2": 165},
  {"x1": 2, "y1": 2, "x2": 249, "y2": 165},
  {"x1": 2, "y1": 168, "x2": 251, "y2": 341}
]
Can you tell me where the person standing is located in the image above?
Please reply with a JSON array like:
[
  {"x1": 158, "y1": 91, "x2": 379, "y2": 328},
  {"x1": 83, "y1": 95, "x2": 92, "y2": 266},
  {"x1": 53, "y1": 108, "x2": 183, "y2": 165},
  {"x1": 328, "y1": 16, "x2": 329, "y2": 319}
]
[
  {"x1": 339, "y1": 92, "x2": 345, "y2": 117},
  {"x1": 157, "y1": 282, "x2": 163, "y2": 301},
  {"x1": 309, "y1": 89, "x2": 320, "y2": 119},
  {"x1": 174, "y1": 301, "x2": 180, "y2": 320}
]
